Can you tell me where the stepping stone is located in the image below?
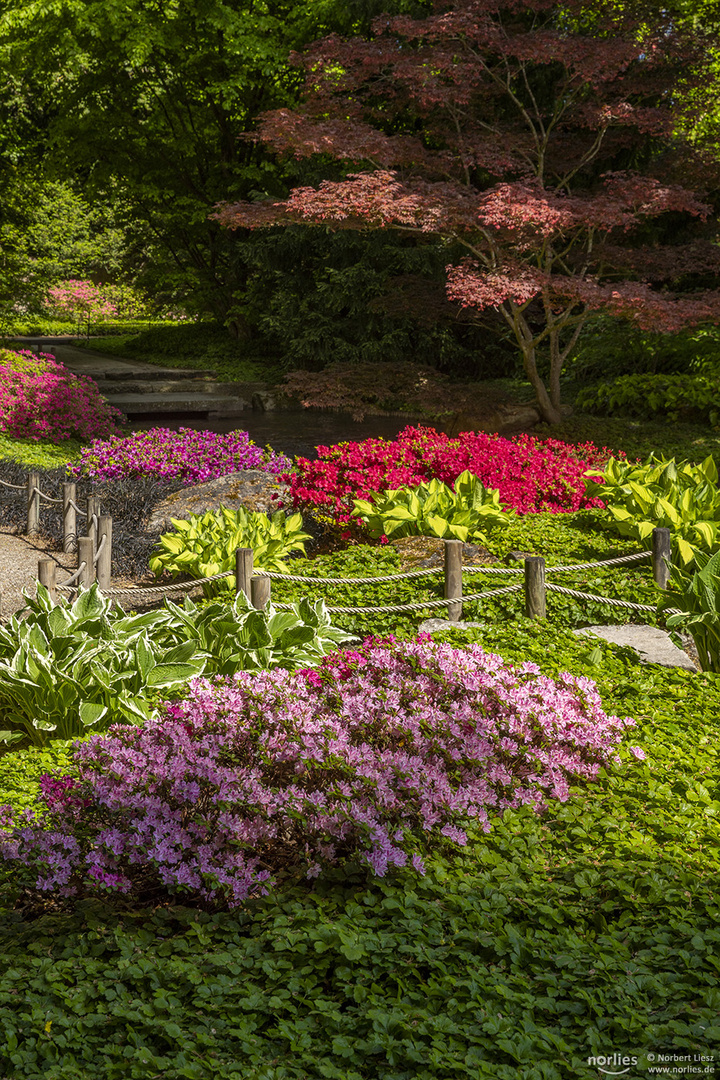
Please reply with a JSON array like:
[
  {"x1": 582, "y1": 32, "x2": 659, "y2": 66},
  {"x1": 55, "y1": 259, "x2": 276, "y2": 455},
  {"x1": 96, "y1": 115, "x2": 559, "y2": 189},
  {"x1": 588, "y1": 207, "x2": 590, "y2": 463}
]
[{"x1": 573, "y1": 624, "x2": 697, "y2": 671}]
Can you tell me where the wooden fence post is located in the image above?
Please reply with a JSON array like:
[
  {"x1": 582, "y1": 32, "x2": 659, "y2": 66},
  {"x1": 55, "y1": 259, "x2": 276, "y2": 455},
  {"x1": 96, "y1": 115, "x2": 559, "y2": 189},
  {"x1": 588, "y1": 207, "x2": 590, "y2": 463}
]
[
  {"x1": 235, "y1": 548, "x2": 254, "y2": 600},
  {"x1": 444, "y1": 539, "x2": 463, "y2": 622},
  {"x1": 78, "y1": 537, "x2": 95, "y2": 590},
  {"x1": 524, "y1": 556, "x2": 546, "y2": 619},
  {"x1": 38, "y1": 558, "x2": 57, "y2": 603},
  {"x1": 87, "y1": 496, "x2": 100, "y2": 552},
  {"x1": 26, "y1": 471, "x2": 40, "y2": 535},
  {"x1": 652, "y1": 527, "x2": 672, "y2": 589},
  {"x1": 62, "y1": 482, "x2": 77, "y2": 553},
  {"x1": 251, "y1": 575, "x2": 271, "y2": 611},
  {"x1": 97, "y1": 515, "x2": 112, "y2": 591}
]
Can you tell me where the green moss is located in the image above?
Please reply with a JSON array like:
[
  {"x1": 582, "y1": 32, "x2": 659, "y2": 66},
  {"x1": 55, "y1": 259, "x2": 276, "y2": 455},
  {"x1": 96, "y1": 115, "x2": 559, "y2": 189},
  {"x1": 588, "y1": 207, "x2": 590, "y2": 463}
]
[{"x1": 0, "y1": 433, "x2": 81, "y2": 468}]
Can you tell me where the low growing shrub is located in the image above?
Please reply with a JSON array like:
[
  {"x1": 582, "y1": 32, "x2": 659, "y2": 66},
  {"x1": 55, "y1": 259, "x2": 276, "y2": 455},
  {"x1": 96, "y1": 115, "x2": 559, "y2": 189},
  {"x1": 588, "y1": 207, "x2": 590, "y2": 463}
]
[
  {"x1": 70, "y1": 426, "x2": 290, "y2": 483},
  {"x1": 0, "y1": 585, "x2": 204, "y2": 748},
  {"x1": 576, "y1": 372, "x2": 720, "y2": 425},
  {"x1": 286, "y1": 425, "x2": 608, "y2": 527},
  {"x1": 0, "y1": 348, "x2": 123, "y2": 442},
  {"x1": 353, "y1": 470, "x2": 512, "y2": 542},
  {"x1": 585, "y1": 454, "x2": 720, "y2": 565},
  {"x1": 0, "y1": 636, "x2": 636, "y2": 908}
]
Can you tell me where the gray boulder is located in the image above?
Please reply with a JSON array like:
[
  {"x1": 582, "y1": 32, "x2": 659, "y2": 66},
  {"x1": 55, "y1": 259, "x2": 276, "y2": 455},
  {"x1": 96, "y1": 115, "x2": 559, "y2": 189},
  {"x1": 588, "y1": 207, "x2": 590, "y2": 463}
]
[{"x1": 146, "y1": 470, "x2": 289, "y2": 534}]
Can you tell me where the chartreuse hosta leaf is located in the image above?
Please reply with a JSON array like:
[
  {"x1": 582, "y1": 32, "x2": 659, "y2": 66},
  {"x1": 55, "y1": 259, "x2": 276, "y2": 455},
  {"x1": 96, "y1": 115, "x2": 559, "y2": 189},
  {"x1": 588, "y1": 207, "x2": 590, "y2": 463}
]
[
  {"x1": 586, "y1": 453, "x2": 720, "y2": 567},
  {"x1": 352, "y1": 470, "x2": 512, "y2": 542},
  {"x1": 149, "y1": 506, "x2": 311, "y2": 597}
]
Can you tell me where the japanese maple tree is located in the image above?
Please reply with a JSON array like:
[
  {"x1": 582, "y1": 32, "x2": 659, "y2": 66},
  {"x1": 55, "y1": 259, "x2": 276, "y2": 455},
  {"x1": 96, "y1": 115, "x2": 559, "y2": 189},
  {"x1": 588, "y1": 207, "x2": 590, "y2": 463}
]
[{"x1": 216, "y1": 0, "x2": 720, "y2": 424}]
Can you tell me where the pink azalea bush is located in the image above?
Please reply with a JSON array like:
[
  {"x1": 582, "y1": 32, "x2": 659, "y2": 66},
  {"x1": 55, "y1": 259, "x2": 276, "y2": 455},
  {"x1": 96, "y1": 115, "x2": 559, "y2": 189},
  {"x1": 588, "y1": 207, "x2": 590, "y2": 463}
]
[
  {"x1": 285, "y1": 425, "x2": 609, "y2": 526},
  {"x1": 44, "y1": 279, "x2": 118, "y2": 323},
  {"x1": 70, "y1": 427, "x2": 291, "y2": 483},
  {"x1": 0, "y1": 348, "x2": 124, "y2": 442},
  {"x1": 0, "y1": 636, "x2": 634, "y2": 908}
]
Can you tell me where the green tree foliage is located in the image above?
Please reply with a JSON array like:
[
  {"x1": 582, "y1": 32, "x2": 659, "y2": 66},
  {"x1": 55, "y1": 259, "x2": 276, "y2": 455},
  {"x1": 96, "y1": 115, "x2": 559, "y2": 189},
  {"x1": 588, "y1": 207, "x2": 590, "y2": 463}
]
[
  {"x1": 0, "y1": 0, "x2": 433, "y2": 322},
  {"x1": 0, "y1": 182, "x2": 128, "y2": 318}
]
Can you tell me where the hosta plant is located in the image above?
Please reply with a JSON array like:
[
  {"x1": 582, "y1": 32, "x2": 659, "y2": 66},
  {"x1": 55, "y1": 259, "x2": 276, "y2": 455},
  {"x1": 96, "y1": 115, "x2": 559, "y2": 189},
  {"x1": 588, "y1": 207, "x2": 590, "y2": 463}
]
[
  {"x1": 0, "y1": 585, "x2": 204, "y2": 747},
  {"x1": 660, "y1": 550, "x2": 720, "y2": 672},
  {"x1": 149, "y1": 507, "x2": 311, "y2": 596},
  {"x1": 585, "y1": 454, "x2": 720, "y2": 567},
  {"x1": 156, "y1": 590, "x2": 355, "y2": 676},
  {"x1": 352, "y1": 470, "x2": 512, "y2": 542}
]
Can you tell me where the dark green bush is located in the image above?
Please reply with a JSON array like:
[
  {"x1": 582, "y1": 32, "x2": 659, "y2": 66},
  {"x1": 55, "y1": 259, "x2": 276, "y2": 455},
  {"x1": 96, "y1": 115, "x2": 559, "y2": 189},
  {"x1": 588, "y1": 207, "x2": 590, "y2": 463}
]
[
  {"x1": 576, "y1": 373, "x2": 720, "y2": 425},
  {"x1": 567, "y1": 315, "x2": 720, "y2": 382}
]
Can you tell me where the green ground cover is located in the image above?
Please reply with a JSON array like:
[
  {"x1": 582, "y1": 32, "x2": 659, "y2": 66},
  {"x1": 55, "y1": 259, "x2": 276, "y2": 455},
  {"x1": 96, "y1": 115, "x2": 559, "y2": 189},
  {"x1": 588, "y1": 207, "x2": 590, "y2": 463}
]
[
  {"x1": 0, "y1": 420, "x2": 718, "y2": 1078},
  {"x1": 0, "y1": 433, "x2": 83, "y2": 469},
  {"x1": 0, "y1": 626, "x2": 717, "y2": 1079}
]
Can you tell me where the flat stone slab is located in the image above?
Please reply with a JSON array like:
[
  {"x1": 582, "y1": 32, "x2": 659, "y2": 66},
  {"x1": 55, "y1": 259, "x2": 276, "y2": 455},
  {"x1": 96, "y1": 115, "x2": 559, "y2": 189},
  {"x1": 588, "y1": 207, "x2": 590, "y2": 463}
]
[
  {"x1": 105, "y1": 392, "x2": 250, "y2": 415},
  {"x1": 573, "y1": 624, "x2": 697, "y2": 670}
]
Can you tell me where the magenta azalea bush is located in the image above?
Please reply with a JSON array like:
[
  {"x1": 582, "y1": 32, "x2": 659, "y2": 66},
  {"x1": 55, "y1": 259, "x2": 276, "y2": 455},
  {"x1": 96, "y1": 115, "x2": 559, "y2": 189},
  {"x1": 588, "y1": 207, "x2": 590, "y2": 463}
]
[
  {"x1": 0, "y1": 636, "x2": 634, "y2": 909},
  {"x1": 70, "y1": 427, "x2": 291, "y2": 483},
  {"x1": 286, "y1": 425, "x2": 609, "y2": 526},
  {"x1": 0, "y1": 348, "x2": 124, "y2": 442}
]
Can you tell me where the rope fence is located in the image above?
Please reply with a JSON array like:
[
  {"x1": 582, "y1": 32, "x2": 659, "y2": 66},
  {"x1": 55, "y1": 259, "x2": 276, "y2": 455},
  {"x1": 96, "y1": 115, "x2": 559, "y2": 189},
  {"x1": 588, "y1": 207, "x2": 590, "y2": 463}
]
[
  {"x1": 34, "y1": 528, "x2": 674, "y2": 625},
  {"x1": 0, "y1": 470, "x2": 100, "y2": 554}
]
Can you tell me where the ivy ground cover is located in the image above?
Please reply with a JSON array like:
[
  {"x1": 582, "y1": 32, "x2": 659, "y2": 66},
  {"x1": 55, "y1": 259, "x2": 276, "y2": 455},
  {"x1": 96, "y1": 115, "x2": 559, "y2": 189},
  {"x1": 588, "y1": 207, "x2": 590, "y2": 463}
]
[
  {"x1": 0, "y1": 624, "x2": 717, "y2": 1079},
  {"x1": 285, "y1": 425, "x2": 610, "y2": 527}
]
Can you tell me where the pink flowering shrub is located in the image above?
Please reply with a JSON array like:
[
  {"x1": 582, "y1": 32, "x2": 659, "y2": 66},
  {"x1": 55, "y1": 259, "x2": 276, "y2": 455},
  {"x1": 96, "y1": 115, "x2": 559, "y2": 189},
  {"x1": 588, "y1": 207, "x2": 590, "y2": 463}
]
[
  {"x1": 43, "y1": 279, "x2": 118, "y2": 324},
  {"x1": 70, "y1": 427, "x2": 291, "y2": 483},
  {"x1": 0, "y1": 348, "x2": 124, "y2": 442},
  {"x1": 285, "y1": 425, "x2": 609, "y2": 525},
  {"x1": 0, "y1": 636, "x2": 634, "y2": 908}
]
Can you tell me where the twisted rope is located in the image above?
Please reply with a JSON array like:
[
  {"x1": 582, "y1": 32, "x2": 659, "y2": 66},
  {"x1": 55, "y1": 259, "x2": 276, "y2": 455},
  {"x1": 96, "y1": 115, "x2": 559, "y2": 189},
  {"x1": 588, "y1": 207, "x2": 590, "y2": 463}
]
[
  {"x1": 254, "y1": 566, "x2": 447, "y2": 583},
  {"x1": 0, "y1": 478, "x2": 25, "y2": 491},
  {"x1": 270, "y1": 583, "x2": 524, "y2": 615},
  {"x1": 93, "y1": 534, "x2": 106, "y2": 565},
  {"x1": 28, "y1": 486, "x2": 62, "y2": 505},
  {"x1": 56, "y1": 563, "x2": 87, "y2": 589},
  {"x1": 66, "y1": 499, "x2": 87, "y2": 517},
  {"x1": 545, "y1": 583, "x2": 677, "y2": 614},
  {"x1": 102, "y1": 569, "x2": 233, "y2": 598},
  {"x1": 252, "y1": 549, "x2": 652, "y2": 584},
  {"x1": 547, "y1": 550, "x2": 652, "y2": 573}
]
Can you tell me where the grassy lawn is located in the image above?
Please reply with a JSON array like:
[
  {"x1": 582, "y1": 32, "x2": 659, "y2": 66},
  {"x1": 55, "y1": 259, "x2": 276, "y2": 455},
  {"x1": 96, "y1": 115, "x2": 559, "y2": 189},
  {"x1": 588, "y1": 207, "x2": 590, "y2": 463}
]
[{"x1": 0, "y1": 420, "x2": 718, "y2": 1078}]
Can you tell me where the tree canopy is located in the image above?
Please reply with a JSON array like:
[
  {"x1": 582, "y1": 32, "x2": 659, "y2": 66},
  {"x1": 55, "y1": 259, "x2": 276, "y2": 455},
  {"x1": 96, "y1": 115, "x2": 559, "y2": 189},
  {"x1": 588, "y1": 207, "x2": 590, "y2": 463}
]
[{"x1": 217, "y1": 0, "x2": 720, "y2": 422}]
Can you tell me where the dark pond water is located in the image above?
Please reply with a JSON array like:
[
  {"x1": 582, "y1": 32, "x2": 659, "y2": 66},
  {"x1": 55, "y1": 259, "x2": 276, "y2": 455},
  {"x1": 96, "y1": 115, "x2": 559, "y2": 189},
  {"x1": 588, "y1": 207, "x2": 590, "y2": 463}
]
[{"x1": 130, "y1": 409, "x2": 429, "y2": 460}]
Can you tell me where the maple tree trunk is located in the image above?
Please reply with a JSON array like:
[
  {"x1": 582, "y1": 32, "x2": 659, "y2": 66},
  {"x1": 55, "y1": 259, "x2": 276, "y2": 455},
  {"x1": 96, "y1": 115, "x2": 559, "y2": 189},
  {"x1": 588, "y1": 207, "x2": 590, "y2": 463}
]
[
  {"x1": 522, "y1": 353, "x2": 563, "y2": 425},
  {"x1": 510, "y1": 306, "x2": 563, "y2": 425}
]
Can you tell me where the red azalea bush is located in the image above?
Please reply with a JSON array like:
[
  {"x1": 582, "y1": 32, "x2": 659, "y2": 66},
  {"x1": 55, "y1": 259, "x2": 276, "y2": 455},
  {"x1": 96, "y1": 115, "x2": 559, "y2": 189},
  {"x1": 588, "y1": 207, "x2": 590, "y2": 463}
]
[
  {"x1": 0, "y1": 636, "x2": 634, "y2": 908},
  {"x1": 0, "y1": 348, "x2": 124, "y2": 442},
  {"x1": 285, "y1": 425, "x2": 608, "y2": 525}
]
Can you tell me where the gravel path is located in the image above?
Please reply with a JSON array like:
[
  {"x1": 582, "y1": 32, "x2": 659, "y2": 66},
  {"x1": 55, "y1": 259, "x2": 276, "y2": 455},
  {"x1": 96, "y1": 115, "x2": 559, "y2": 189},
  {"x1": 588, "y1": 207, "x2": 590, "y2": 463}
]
[{"x1": 0, "y1": 529, "x2": 79, "y2": 618}]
